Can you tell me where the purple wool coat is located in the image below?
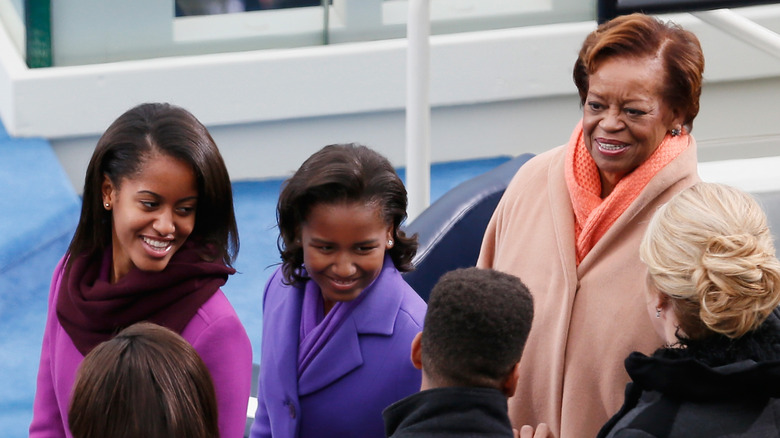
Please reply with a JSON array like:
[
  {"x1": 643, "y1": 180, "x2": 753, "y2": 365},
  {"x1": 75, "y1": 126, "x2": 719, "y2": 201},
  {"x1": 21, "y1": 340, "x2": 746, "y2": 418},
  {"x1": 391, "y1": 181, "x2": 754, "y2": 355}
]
[
  {"x1": 29, "y1": 258, "x2": 253, "y2": 438},
  {"x1": 250, "y1": 256, "x2": 426, "y2": 438}
]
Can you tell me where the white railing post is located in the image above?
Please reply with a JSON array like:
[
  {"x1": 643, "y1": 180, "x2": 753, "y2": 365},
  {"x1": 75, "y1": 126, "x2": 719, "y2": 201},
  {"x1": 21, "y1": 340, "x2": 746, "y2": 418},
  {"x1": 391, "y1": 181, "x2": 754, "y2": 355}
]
[{"x1": 405, "y1": 0, "x2": 431, "y2": 222}]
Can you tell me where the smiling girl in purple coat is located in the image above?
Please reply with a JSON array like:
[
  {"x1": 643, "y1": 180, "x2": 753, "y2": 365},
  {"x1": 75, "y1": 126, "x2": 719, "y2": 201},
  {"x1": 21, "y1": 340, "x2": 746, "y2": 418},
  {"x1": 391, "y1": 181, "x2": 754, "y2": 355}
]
[
  {"x1": 29, "y1": 103, "x2": 252, "y2": 438},
  {"x1": 250, "y1": 143, "x2": 427, "y2": 438}
]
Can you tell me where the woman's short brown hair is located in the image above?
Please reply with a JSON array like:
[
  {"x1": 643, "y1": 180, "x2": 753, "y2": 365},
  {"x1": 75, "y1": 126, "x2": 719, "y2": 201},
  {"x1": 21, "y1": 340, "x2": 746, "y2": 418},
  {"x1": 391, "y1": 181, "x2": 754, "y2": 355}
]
[{"x1": 573, "y1": 13, "x2": 705, "y2": 128}]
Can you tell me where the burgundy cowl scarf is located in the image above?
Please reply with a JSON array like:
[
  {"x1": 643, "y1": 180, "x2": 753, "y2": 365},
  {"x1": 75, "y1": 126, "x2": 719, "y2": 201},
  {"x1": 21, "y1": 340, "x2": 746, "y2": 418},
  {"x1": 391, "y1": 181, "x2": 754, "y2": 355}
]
[{"x1": 56, "y1": 242, "x2": 235, "y2": 356}]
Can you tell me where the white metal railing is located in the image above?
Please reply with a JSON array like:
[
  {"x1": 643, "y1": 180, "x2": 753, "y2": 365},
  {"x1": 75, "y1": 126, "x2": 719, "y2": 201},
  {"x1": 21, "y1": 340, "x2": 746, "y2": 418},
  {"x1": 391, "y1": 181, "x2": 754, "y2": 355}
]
[{"x1": 693, "y1": 8, "x2": 780, "y2": 60}]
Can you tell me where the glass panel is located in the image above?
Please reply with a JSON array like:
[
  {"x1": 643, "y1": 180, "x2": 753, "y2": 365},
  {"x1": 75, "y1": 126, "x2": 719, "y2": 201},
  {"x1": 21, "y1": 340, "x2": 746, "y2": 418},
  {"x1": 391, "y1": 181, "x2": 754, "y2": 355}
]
[
  {"x1": 326, "y1": 0, "x2": 593, "y2": 44},
  {"x1": 173, "y1": 5, "x2": 328, "y2": 56},
  {"x1": 32, "y1": 0, "x2": 596, "y2": 67},
  {"x1": 334, "y1": 0, "x2": 592, "y2": 43}
]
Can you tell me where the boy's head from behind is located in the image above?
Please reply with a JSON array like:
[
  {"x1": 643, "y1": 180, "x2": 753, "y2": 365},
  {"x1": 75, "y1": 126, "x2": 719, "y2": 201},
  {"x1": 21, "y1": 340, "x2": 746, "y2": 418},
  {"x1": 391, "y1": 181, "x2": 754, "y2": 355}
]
[{"x1": 413, "y1": 267, "x2": 534, "y2": 395}]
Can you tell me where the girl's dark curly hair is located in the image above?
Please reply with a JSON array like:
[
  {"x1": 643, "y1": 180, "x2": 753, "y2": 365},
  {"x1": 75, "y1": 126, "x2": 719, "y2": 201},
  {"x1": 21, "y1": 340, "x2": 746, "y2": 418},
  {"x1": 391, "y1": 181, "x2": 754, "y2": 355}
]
[{"x1": 277, "y1": 143, "x2": 418, "y2": 285}]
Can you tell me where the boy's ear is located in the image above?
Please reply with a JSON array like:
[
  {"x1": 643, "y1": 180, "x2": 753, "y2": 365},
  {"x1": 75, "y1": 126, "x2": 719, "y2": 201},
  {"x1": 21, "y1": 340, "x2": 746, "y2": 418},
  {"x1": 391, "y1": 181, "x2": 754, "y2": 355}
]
[
  {"x1": 501, "y1": 362, "x2": 521, "y2": 397},
  {"x1": 410, "y1": 331, "x2": 423, "y2": 370}
]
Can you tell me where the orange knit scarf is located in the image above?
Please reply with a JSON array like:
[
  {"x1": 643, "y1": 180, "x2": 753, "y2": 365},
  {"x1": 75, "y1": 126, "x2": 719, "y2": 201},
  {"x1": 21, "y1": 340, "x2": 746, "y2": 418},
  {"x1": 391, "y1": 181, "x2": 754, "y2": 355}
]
[{"x1": 564, "y1": 120, "x2": 689, "y2": 265}]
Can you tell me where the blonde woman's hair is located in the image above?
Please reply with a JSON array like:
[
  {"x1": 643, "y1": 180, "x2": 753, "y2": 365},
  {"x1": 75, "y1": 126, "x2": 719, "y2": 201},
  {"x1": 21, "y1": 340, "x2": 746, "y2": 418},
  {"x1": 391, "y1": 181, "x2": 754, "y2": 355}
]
[{"x1": 640, "y1": 182, "x2": 780, "y2": 339}]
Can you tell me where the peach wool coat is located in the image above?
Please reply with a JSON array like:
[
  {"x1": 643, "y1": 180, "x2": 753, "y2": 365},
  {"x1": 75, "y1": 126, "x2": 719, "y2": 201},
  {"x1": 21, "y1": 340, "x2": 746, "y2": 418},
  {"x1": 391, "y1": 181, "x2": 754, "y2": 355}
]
[{"x1": 477, "y1": 139, "x2": 699, "y2": 438}]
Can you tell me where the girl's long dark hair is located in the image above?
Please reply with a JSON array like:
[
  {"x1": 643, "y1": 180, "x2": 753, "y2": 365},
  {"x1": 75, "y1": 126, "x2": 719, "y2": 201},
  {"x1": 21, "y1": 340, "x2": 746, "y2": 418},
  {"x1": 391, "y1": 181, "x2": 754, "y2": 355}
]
[{"x1": 68, "y1": 103, "x2": 238, "y2": 270}]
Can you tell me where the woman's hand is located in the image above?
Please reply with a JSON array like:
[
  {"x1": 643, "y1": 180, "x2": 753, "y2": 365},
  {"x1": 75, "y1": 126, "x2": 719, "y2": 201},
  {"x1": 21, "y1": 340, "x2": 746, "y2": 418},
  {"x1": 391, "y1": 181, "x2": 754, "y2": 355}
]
[{"x1": 515, "y1": 423, "x2": 550, "y2": 438}]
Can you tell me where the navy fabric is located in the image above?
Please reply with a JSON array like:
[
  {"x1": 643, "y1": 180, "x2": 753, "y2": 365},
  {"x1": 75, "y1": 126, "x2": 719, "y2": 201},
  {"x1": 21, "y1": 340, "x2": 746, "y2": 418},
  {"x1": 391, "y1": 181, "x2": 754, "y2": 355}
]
[{"x1": 402, "y1": 153, "x2": 535, "y2": 301}]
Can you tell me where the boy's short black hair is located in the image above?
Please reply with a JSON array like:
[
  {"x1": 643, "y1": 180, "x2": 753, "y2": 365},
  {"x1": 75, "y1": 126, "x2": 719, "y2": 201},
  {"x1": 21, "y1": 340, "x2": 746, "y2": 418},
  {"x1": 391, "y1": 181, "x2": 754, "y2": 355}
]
[{"x1": 421, "y1": 267, "x2": 534, "y2": 389}]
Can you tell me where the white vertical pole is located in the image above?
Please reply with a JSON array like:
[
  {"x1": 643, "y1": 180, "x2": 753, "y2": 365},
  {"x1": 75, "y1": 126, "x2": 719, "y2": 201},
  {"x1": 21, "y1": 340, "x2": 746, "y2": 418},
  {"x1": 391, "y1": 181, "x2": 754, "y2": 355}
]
[{"x1": 405, "y1": 0, "x2": 431, "y2": 222}]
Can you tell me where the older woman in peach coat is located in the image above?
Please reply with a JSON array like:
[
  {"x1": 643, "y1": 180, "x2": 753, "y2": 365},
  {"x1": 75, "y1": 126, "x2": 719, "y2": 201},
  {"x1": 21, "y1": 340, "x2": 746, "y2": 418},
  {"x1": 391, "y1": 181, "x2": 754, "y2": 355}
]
[{"x1": 478, "y1": 14, "x2": 704, "y2": 438}]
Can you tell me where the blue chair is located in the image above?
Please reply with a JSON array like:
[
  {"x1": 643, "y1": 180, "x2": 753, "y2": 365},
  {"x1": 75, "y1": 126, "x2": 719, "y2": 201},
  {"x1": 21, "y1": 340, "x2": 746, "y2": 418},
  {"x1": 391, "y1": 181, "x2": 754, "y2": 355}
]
[{"x1": 402, "y1": 153, "x2": 535, "y2": 301}]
